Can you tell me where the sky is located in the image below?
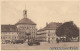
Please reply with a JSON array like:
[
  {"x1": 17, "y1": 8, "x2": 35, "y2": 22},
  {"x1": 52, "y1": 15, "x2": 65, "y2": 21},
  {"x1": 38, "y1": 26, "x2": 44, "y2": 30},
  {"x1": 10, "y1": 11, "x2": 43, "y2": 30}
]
[{"x1": 1, "y1": 1, "x2": 80, "y2": 29}]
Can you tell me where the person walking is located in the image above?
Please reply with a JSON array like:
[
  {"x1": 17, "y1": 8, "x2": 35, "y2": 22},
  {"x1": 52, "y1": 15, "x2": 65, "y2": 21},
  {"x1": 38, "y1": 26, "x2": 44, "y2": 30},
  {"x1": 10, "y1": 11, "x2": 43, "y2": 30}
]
[{"x1": 56, "y1": 38, "x2": 59, "y2": 43}]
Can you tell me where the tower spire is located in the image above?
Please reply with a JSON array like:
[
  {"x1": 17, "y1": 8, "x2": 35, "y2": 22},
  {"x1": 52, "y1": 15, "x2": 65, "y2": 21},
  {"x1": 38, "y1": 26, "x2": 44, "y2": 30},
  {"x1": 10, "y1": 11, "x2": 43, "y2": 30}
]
[
  {"x1": 23, "y1": 4, "x2": 27, "y2": 18},
  {"x1": 25, "y1": 4, "x2": 26, "y2": 10}
]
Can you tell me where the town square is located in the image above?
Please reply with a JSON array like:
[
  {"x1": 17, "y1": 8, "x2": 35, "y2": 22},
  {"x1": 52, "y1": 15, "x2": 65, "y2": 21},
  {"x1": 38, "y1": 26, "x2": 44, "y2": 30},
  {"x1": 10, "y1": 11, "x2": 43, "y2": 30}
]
[{"x1": 1, "y1": 0, "x2": 80, "y2": 50}]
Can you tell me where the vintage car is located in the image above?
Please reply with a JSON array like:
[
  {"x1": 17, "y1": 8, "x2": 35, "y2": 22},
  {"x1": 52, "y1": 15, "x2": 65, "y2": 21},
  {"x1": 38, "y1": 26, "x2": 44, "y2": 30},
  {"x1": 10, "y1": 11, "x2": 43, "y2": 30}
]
[
  {"x1": 11, "y1": 40, "x2": 24, "y2": 44},
  {"x1": 28, "y1": 39, "x2": 40, "y2": 46}
]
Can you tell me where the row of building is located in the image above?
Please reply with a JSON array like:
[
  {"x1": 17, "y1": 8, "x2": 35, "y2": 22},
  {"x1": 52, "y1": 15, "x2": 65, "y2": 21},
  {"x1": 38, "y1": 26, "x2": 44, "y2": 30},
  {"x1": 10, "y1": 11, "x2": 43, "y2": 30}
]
[{"x1": 1, "y1": 9, "x2": 64, "y2": 44}]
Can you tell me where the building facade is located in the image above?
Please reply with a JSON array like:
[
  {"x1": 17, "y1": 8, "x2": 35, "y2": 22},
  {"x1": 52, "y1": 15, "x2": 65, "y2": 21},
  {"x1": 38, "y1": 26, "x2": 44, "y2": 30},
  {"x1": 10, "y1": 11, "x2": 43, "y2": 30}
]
[
  {"x1": 37, "y1": 22, "x2": 62, "y2": 43},
  {"x1": 1, "y1": 25, "x2": 18, "y2": 44},
  {"x1": 37, "y1": 29, "x2": 46, "y2": 42},
  {"x1": 15, "y1": 9, "x2": 37, "y2": 41}
]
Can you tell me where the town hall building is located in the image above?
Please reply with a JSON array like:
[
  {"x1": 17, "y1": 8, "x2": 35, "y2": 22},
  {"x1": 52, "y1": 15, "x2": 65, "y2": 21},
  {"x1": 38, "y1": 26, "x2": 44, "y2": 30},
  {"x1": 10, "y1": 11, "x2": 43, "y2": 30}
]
[
  {"x1": 15, "y1": 9, "x2": 37, "y2": 41},
  {"x1": 1, "y1": 9, "x2": 37, "y2": 44}
]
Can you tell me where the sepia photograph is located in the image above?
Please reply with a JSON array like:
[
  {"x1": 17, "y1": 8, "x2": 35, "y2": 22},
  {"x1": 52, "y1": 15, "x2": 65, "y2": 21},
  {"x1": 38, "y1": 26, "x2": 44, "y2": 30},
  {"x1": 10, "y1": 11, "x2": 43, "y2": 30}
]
[{"x1": 1, "y1": 0, "x2": 80, "y2": 50}]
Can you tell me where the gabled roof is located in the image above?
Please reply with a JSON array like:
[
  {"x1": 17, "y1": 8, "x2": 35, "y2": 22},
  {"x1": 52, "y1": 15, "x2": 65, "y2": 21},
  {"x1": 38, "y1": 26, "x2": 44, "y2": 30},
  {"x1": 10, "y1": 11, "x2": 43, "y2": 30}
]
[
  {"x1": 16, "y1": 18, "x2": 36, "y2": 25},
  {"x1": 1, "y1": 25, "x2": 17, "y2": 32}
]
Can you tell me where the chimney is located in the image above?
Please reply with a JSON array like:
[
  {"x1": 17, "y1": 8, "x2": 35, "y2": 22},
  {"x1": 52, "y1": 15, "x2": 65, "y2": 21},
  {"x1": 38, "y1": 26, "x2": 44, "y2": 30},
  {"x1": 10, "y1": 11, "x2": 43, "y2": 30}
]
[{"x1": 46, "y1": 22, "x2": 48, "y2": 26}]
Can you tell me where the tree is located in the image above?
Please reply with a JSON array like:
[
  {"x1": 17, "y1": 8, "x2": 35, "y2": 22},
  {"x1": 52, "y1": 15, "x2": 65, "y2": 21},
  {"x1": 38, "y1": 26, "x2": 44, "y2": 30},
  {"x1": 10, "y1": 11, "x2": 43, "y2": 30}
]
[{"x1": 56, "y1": 21, "x2": 79, "y2": 41}]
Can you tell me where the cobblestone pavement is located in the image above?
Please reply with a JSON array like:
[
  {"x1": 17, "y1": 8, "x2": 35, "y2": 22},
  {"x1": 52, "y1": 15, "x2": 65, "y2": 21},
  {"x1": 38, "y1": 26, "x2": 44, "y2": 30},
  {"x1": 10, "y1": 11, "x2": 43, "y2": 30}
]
[{"x1": 1, "y1": 42, "x2": 79, "y2": 50}]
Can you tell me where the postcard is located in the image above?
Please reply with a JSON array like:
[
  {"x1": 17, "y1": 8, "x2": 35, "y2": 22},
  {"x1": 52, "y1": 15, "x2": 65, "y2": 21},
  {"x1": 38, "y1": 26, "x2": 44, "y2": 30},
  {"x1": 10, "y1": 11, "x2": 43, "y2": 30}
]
[{"x1": 1, "y1": 0, "x2": 80, "y2": 50}]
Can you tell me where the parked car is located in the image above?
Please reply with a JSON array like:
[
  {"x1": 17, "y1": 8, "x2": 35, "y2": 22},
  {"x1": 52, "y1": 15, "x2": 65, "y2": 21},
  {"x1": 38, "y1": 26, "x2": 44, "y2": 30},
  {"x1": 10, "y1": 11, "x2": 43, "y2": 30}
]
[
  {"x1": 5, "y1": 40, "x2": 10, "y2": 44},
  {"x1": 11, "y1": 40, "x2": 24, "y2": 44},
  {"x1": 28, "y1": 39, "x2": 40, "y2": 46}
]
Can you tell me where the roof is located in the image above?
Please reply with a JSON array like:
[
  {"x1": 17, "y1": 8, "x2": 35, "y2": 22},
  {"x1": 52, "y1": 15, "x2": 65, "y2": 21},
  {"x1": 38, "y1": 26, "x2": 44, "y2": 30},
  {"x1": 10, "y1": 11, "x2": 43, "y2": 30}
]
[
  {"x1": 1, "y1": 25, "x2": 17, "y2": 32},
  {"x1": 37, "y1": 28, "x2": 45, "y2": 32},
  {"x1": 44, "y1": 22, "x2": 62, "y2": 30},
  {"x1": 16, "y1": 18, "x2": 36, "y2": 25},
  {"x1": 38, "y1": 22, "x2": 62, "y2": 31}
]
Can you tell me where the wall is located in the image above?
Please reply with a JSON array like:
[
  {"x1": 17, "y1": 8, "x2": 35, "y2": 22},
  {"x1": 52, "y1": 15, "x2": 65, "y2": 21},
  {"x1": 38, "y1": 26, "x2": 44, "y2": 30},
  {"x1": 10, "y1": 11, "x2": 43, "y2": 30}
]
[{"x1": 16, "y1": 24, "x2": 37, "y2": 40}]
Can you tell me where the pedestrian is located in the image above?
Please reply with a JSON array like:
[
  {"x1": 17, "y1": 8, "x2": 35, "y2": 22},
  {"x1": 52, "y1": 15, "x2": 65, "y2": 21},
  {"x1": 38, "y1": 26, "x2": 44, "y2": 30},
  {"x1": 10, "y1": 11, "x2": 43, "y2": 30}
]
[{"x1": 56, "y1": 38, "x2": 59, "y2": 43}]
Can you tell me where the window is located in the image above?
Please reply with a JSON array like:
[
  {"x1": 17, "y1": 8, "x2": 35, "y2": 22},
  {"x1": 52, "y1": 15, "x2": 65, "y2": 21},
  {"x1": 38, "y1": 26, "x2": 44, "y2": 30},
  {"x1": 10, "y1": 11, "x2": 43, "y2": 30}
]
[
  {"x1": 9, "y1": 32, "x2": 10, "y2": 34},
  {"x1": 27, "y1": 27, "x2": 29, "y2": 29},
  {"x1": 17, "y1": 32, "x2": 19, "y2": 34},
  {"x1": 12, "y1": 32, "x2": 13, "y2": 34},
  {"x1": 48, "y1": 38, "x2": 50, "y2": 40},
  {"x1": 34, "y1": 32, "x2": 35, "y2": 33},
  {"x1": 6, "y1": 37, "x2": 7, "y2": 38},
  {"x1": 5, "y1": 32, "x2": 7, "y2": 34},
  {"x1": 4, "y1": 32, "x2": 5, "y2": 34},
  {"x1": 49, "y1": 30, "x2": 50, "y2": 33},
  {"x1": 15, "y1": 37, "x2": 16, "y2": 39},
  {"x1": 3, "y1": 37, "x2": 5, "y2": 39},
  {"x1": 8, "y1": 37, "x2": 10, "y2": 38},
  {"x1": 1, "y1": 37, "x2": 2, "y2": 39},
  {"x1": 12, "y1": 37, "x2": 14, "y2": 38},
  {"x1": 48, "y1": 34, "x2": 50, "y2": 36},
  {"x1": 33, "y1": 27, "x2": 34, "y2": 29}
]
